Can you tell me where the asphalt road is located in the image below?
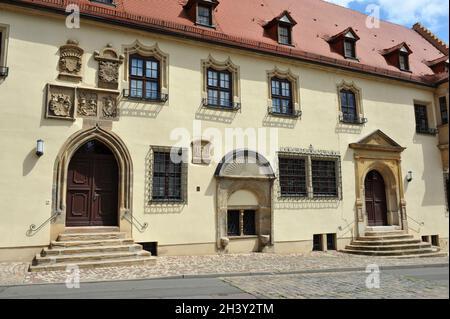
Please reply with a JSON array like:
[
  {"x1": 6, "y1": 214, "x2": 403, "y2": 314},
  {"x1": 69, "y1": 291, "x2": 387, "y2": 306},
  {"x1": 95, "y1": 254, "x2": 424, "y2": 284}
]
[{"x1": 0, "y1": 265, "x2": 447, "y2": 299}]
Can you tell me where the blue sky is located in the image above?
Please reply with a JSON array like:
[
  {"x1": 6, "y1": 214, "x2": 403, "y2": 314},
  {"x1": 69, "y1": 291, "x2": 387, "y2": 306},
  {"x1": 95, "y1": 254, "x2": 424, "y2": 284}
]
[{"x1": 325, "y1": 0, "x2": 449, "y2": 44}]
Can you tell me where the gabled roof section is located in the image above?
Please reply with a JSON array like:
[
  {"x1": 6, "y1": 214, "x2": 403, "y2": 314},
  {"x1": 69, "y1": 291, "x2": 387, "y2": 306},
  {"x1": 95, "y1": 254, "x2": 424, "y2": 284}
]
[
  {"x1": 381, "y1": 42, "x2": 413, "y2": 56},
  {"x1": 327, "y1": 27, "x2": 360, "y2": 43},
  {"x1": 264, "y1": 10, "x2": 297, "y2": 29},
  {"x1": 350, "y1": 130, "x2": 406, "y2": 152},
  {"x1": 425, "y1": 55, "x2": 449, "y2": 67}
]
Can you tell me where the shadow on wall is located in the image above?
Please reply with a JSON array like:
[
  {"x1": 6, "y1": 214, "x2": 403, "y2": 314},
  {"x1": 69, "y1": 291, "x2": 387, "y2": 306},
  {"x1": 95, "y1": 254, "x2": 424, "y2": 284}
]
[
  {"x1": 195, "y1": 102, "x2": 238, "y2": 124},
  {"x1": 413, "y1": 134, "x2": 446, "y2": 208},
  {"x1": 335, "y1": 122, "x2": 364, "y2": 135},
  {"x1": 22, "y1": 147, "x2": 39, "y2": 176},
  {"x1": 262, "y1": 113, "x2": 297, "y2": 129},
  {"x1": 119, "y1": 100, "x2": 164, "y2": 118}
]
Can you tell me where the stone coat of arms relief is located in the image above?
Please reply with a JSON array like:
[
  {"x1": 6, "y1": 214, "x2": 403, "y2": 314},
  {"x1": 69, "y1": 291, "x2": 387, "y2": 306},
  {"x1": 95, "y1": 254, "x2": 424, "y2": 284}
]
[
  {"x1": 58, "y1": 40, "x2": 84, "y2": 81},
  {"x1": 94, "y1": 44, "x2": 124, "y2": 90}
]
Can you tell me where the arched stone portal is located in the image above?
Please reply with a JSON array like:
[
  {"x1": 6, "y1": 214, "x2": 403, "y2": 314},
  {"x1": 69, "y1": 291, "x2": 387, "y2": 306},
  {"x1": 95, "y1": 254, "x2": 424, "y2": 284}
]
[
  {"x1": 215, "y1": 150, "x2": 275, "y2": 253},
  {"x1": 51, "y1": 125, "x2": 133, "y2": 239},
  {"x1": 350, "y1": 130, "x2": 407, "y2": 236}
]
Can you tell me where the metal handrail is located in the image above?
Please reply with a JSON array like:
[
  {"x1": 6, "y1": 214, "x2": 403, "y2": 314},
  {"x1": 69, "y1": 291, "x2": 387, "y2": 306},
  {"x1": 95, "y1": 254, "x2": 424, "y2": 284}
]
[
  {"x1": 121, "y1": 211, "x2": 149, "y2": 233},
  {"x1": 202, "y1": 98, "x2": 241, "y2": 111},
  {"x1": 122, "y1": 89, "x2": 169, "y2": 103},
  {"x1": 267, "y1": 106, "x2": 302, "y2": 118},
  {"x1": 26, "y1": 211, "x2": 62, "y2": 237},
  {"x1": 407, "y1": 215, "x2": 425, "y2": 227}
]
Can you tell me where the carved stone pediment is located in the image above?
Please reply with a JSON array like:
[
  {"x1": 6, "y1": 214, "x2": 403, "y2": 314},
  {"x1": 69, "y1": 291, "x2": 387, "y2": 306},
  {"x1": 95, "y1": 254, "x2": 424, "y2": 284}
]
[
  {"x1": 94, "y1": 44, "x2": 124, "y2": 90},
  {"x1": 350, "y1": 130, "x2": 406, "y2": 152},
  {"x1": 46, "y1": 84, "x2": 76, "y2": 120},
  {"x1": 58, "y1": 40, "x2": 83, "y2": 81}
]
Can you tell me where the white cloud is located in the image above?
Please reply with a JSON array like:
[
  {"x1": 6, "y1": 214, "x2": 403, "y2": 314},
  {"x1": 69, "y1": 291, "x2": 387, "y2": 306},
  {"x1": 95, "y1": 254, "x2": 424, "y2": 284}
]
[{"x1": 324, "y1": 0, "x2": 449, "y2": 37}]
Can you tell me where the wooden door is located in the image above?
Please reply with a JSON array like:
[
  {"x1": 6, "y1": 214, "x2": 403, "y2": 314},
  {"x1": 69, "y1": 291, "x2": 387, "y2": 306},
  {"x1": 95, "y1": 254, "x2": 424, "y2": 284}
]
[
  {"x1": 66, "y1": 140, "x2": 118, "y2": 227},
  {"x1": 365, "y1": 170, "x2": 388, "y2": 226}
]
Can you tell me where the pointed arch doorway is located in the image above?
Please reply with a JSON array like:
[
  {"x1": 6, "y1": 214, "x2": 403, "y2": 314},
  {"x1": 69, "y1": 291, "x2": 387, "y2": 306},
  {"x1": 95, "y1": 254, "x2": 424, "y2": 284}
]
[{"x1": 66, "y1": 140, "x2": 119, "y2": 227}]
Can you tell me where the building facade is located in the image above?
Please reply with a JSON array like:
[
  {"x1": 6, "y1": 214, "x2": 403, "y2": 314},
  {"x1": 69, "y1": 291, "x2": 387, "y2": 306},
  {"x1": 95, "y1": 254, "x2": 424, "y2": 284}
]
[{"x1": 0, "y1": 0, "x2": 448, "y2": 262}]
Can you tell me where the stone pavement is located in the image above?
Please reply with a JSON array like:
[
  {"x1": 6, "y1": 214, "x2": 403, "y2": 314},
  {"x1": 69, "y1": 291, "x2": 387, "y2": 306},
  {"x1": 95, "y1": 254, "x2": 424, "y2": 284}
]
[
  {"x1": 223, "y1": 269, "x2": 449, "y2": 299},
  {"x1": 0, "y1": 251, "x2": 448, "y2": 286}
]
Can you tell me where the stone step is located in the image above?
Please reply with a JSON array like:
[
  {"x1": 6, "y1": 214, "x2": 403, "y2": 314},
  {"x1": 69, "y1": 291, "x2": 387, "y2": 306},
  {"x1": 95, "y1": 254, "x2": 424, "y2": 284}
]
[
  {"x1": 57, "y1": 232, "x2": 127, "y2": 242},
  {"x1": 341, "y1": 247, "x2": 439, "y2": 257},
  {"x1": 29, "y1": 256, "x2": 157, "y2": 272},
  {"x1": 42, "y1": 244, "x2": 143, "y2": 256},
  {"x1": 34, "y1": 250, "x2": 151, "y2": 265},
  {"x1": 64, "y1": 227, "x2": 120, "y2": 234},
  {"x1": 51, "y1": 238, "x2": 135, "y2": 248},
  {"x1": 357, "y1": 234, "x2": 414, "y2": 241},
  {"x1": 346, "y1": 243, "x2": 432, "y2": 252},
  {"x1": 395, "y1": 252, "x2": 448, "y2": 259},
  {"x1": 364, "y1": 230, "x2": 406, "y2": 237},
  {"x1": 351, "y1": 239, "x2": 422, "y2": 246},
  {"x1": 365, "y1": 226, "x2": 401, "y2": 232}
]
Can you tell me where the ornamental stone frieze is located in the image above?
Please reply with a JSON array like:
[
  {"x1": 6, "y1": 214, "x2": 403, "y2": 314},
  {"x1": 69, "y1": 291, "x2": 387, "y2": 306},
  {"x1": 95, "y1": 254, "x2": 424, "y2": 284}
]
[
  {"x1": 46, "y1": 84, "x2": 120, "y2": 121},
  {"x1": 58, "y1": 40, "x2": 84, "y2": 81},
  {"x1": 94, "y1": 44, "x2": 124, "y2": 90}
]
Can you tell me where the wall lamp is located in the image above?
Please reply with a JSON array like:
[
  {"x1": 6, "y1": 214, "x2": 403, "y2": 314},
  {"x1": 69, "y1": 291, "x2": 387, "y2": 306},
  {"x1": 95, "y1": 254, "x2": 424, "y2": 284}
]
[
  {"x1": 406, "y1": 171, "x2": 413, "y2": 182},
  {"x1": 36, "y1": 139, "x2": 44, "y2": 157}
]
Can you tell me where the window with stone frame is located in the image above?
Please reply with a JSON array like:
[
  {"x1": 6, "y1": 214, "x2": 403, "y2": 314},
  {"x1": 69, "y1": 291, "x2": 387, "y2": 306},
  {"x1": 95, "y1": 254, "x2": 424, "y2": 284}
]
[
  {"x1": 278, "y1": 148, "x2": 342, "y2": 200},
  {"x1": 337, "y1": 81, "x2": 365, "y2": 125},
  {"x1": 129, "y1": 54, "x2": 160, "y2": 100},
  {"x1": 150, "y1": 147, "x2": 187, "y2": 203},
  {"x1": 439, "y1": 96, "x2": 448, "y2": 125},
  {"x1": 227, "y1": 210, "x2": 257, "y2": 237},
  {"x1": 270, "y1": 77, "x2": 294, "y2": 115},
  {"x1": 414, "y1": 103, "x2": 431, "y2": 134},
  {"x1": 207, "y1": 68, "x2": 233, "y2": 108}
]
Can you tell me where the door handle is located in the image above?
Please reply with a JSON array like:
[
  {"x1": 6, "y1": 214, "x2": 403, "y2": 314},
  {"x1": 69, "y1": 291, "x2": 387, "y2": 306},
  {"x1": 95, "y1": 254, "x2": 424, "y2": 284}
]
[{"x1": 93, "y1": 193, "x2": 100, "y2": 201}]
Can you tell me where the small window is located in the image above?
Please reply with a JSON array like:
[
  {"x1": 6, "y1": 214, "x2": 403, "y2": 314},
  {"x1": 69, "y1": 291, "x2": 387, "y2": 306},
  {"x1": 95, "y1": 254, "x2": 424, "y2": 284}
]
[
  {"x1": 152, "y1": 150, "x2": 183, "y2": 202},
  {"x1": 327, "y1": 234, "x2": 336, "y2": 250},
  {"x1": 344, "y1": 39, "x2": 356, "y2": 59},
  {"x1": 431, "y1": 235, "x2": 440, "y2": 247},
  {"x1": 312, "y1": 160, "x2": 338, "y2": 197},
  {"x1": 207, "y1": 68, "x2": 233, "y2": 108},
  {"x1": 278, "y1": 25, "x2": 291, "y2": 45},
  {"x1": 421, "y1": 236, "x2": 430, "y2": 243},
  {"x1": 313, "y1": 234, "x2": 323, "y2": 251},
  {"x1": 197, "y1": 5, "x2": 212, "y2": 26},
  {"x1": 90, "y1": 0, "x2": 115, "y2": 5},
  {"x1": 227, "y1": 210, "x2": 257, "y2": 237},
  {"x1": 399, "y1": 52, "x2": 410, "y2": 71},
  {"x1": 279, "y1": 157, "x2": 307, "y2": 197},
  {"x1": 271, "y1": 78, "x2": 293, "y2": 115},
  {"x1": 340, "y1": 89, "x2": 358, "y2": 123},
  {"x1": 439, "y1": 96, "x2": 448, "y2": 125},
  {"x1": 414, "y1": 104, "x2": 430, "y2": 134},
  {"x1": 129, "y1": 55, "x2": 160, "y2": 100}
]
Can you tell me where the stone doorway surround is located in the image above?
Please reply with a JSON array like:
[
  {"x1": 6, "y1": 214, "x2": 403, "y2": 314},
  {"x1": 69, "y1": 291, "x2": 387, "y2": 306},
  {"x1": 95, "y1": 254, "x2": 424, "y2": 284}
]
[
  {"x1": 349, "y1": 130, "x2": 407, "y2": 237},
  {"x1": 51, "y1": 125, "x2": 133, "y2": 240},
  {"x1": 215, "y1": 150, "x2": 276, "y2": 253}
]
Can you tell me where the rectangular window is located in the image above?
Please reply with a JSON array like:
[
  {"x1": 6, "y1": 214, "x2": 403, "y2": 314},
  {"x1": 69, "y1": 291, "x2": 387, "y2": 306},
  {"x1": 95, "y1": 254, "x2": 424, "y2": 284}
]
[
  {"x1": 312, "y1": 160, "x2": 338, "y2": 197},
  {"x1": 313, "y1": 234, "x2": 323, "y2": 251},
  {"x1": 279, "y1": 157, "x2": 307, "y2": 197},
  {"x1": 327, "y1": 233, "x2": 336, "y2": 250},
  {"x1": 227, "y1": 210, "x2": 256, "y2": 237},
  {"x1": 340, "y1": 90, "x2": 358, "y2": 123},
  {"x1": 399, "y1": 53, "x2": 410, "y2": 71},
  {"x1": 152, "y1": 150, "x2": 182, "y2": 201},
  {"x1": 344, "y1": 40, "x2": 356, "y2": 58},
  {"x1": 227, "y1": 210, "x2": 240, "y2": 237},
  {"x1": 431, "y1": 235, "x2": 440, "y2": 247},
  {"x1": 278, "y1": 25, "x2": 291, "y2": 45},
  {"x1": 207, "y1": 69, "x2": 232, "y2": 108},
  {"x1": 439, "y1": 96, "x2": 448, "y2": 125},
  {"x1": 197, "y1": 5, "x2": 212, "y2": 26},
  {"x1": 271, "y1": 78, "x2": 293, "y2": 115},
  {"x1": 129, "y1": 55, "x2": 160, "y2": 100},
  {"x1": 414, "y1": 104, "x2": 430, "y2": 134}
]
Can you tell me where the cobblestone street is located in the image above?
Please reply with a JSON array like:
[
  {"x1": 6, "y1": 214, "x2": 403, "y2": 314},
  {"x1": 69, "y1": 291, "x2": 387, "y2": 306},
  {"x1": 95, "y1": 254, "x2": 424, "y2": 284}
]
[
  {"x1": 223, "y1": 268, "x2": 449, "y2": 299},
  {"x1": 0, "y1": 252, "x2": 448, "y2": 286}
]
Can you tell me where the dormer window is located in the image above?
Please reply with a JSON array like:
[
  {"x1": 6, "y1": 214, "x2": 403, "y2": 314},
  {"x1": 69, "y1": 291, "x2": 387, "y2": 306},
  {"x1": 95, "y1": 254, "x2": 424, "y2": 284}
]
[
  {"x1": 327, "y1": 28, "x2": 360, "y2": 60},
  {"x1": 425, "y1": 56, "x2": 449, "y2": 74},
  {"x1": 399, "y1": 47, "x2": 410, "y2": 71},
  {"x1": 381, "y1": 42, "x2": 412, "y2": 72},
  {"x1": 264, "y1": 11, "x2": 297, "y2": 46},
  {"x1": 184, "y1": 0, "x2": 219, "y2": 28}
]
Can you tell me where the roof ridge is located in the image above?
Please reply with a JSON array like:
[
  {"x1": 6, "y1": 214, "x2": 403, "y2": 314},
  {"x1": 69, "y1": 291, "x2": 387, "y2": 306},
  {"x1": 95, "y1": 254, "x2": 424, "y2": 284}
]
[{"x1": 413, "y1": 23, "x2": 449, "y2": 55}]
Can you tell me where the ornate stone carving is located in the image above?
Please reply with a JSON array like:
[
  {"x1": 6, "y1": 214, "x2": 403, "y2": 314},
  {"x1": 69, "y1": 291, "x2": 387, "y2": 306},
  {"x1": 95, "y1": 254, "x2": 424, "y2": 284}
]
[
  {"x1": 77, "y1": 91, "x2": 98, "y2": 117},
  {"x1": 102, "y1": 96, "x2": 118, "y2": 119},
  {"x1": 58, "y1": 40, "x2": 83, "y2": 81},
  {"x1": 46, "y1": 84, "x2": 75, "y2": 120},
  {"x1": 94, "y1": 44, "x2": 124, "y2": 89}
]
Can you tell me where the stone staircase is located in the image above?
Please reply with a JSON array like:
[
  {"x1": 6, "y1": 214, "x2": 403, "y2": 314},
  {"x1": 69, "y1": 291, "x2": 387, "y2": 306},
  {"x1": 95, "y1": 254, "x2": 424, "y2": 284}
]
[
  {"x1": 29, "y1": 227, "x2": 156, "y2": 272},
  {"x1": 341, "y1": 229, "x2": 447, "y2": 258}
]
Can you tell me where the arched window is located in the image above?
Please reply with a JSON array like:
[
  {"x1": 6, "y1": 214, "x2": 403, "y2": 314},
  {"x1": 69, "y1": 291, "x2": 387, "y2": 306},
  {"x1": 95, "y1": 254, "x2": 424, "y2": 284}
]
[{"x1": 340, "y1": 89, "x2": 358, "y2": 123}]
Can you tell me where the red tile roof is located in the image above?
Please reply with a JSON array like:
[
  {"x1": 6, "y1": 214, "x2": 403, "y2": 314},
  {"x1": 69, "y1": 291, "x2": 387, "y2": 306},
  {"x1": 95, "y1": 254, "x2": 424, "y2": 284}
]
[{"x1": 4, "y1": 0, "x2": 449, "y2": 86}]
